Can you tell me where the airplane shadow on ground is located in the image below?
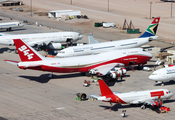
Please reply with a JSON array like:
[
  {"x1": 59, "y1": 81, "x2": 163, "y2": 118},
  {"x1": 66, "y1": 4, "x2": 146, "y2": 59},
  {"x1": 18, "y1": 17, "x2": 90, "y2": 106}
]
[
  {"x1": 99, "y1": 103, "x2": 142, "y2": 112},
  {"x1": 0, "y1": 47, "x2": 15, "y2": 54},
  {"x1": 19, "y1": 73, "x2": 82, "y2": 83},
  {"x1": 126, "y1": 65, "x2": 156, "y2": 71},
  {"x1": 102, "y1": 77, "x2": 126, "y2": 87},
  {"x1": 0, "y1": 28, "x2": 27, "y2": 32},
  {"x1": 154, "y1": 80, "x2": 175, "y2": 86},
  {"x1": 99, "y1": 99, "x2": 175, "y2": 112}
]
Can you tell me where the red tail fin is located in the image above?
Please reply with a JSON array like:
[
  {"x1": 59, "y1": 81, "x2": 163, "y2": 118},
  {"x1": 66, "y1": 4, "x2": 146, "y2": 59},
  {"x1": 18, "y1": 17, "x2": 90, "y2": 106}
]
[
  {"x1": 13, "y1": 39, "x2": 43, "y2": 62},
  {"x1": 98, "y1": 80, "x2": 114, "y2": 96}
]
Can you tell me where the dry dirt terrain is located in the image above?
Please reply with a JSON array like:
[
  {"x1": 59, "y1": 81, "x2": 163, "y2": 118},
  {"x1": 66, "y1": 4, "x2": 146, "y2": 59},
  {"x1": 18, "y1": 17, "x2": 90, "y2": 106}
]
[{"x1": 18, "y1": 0, "x2": 175, "y2": 41}]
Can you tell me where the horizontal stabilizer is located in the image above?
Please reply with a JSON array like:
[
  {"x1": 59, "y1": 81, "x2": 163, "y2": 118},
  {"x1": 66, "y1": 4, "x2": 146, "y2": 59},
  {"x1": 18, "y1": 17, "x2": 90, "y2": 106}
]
[
  {"x1": 4, "y1": 60, "x2": 19, "y2": 66},
  {"x1": 88, "y1": 94, "x2": 111, "y2": 101},
  {"x1": 92, "y1": 63, "x2": 124, "y2": 76}
]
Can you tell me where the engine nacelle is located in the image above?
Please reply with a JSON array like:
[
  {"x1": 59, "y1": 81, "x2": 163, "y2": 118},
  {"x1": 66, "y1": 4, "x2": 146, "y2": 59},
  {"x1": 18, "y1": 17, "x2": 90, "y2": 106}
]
[
  {"x1": 109, "y1": 71, "x2": 121, "y2": 79},
  {"x1": 89, "y1": 69, "x2": 96, "y2": 75},
  {"x1": 153, "y1": 100, "x2": 162, "y2": 107},
  {"x1": 48, "y1": 43, "x2": 62, "y2": 49},
  {"x1": 114, "y1": 67, "x2": 127, "y2": 76}
]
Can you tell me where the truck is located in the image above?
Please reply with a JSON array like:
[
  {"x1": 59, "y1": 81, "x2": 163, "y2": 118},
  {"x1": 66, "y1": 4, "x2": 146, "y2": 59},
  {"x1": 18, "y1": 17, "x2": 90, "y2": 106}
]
[{"x1": 102, "y1": 22, "x2": 115, "y2": 28}]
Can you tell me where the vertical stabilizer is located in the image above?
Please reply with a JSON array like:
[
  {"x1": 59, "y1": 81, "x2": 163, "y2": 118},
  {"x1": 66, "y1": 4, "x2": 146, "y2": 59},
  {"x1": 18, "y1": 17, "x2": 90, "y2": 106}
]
[
  {"x1": 13, "y1": 39, "x2": 43, "y2": 62},
  {"x1": 98, "y1": 80, "x2": 114, "y2": 96},
  {"x1": 139, "y1": 17, "x2": 160, "y2": 38},
  {"x1": 88, "y1": 34, "x2": 100, "y2": 44}
]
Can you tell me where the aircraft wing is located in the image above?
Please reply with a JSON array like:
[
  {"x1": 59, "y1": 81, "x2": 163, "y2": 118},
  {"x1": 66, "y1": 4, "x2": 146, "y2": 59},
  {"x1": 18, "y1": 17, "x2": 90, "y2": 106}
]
[
  {"x1": 4, "y1": 60, "x2": 42, "y2": 68},
  {"x1": 88, "y1": 94, "x2": 111, "y2": 101},
  {"x1": 131, "y1": 98, "x2": 159, "y2": 106},
  {"x1": 27, "y1": 40, "x2": 51, "y2": 46},
  {"x1": 4, "y1": 60, "x2": 19, "y2": 66},
  {"x1": 90, "y1": 63, "x2": 124, "y2": 76}
]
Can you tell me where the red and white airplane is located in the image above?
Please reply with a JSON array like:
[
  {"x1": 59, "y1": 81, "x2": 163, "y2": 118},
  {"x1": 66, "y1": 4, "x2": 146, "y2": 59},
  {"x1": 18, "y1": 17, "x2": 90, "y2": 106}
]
[
  {"x1": 89, "y1": 80, "x2": 173, "y2": 109},
  {"x1": 5, "y1": 39, "x2": 153, "y2": 78}
]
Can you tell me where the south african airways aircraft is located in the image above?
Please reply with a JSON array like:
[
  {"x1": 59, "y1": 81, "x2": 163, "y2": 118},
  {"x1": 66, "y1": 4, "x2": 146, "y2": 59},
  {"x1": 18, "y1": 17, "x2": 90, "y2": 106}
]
[
  {"x1": 5, "y1": 39, "x2": 152, "y2": 79},
  {"x1": 57, "y1": 17, "x2": 160, "y2": 57}
]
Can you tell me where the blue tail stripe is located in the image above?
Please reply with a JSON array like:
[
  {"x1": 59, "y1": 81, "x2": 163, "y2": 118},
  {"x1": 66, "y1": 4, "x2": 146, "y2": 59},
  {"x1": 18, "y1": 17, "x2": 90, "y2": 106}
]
[{"x1": 139, "y1": 32, "x2": 155, "y2": 38}]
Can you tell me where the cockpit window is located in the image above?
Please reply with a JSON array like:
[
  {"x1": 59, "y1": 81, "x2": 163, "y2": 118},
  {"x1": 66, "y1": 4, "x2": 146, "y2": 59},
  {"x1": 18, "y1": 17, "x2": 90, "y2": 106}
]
[{"x1": 151, "y1": 73, "x2": 157, "y2": 75}]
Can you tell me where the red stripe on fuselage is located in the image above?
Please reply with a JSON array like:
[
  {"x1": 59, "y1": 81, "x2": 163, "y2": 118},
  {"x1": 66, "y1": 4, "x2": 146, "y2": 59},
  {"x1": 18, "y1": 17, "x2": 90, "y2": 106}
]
[
  {"x1": 20, "y1": 55, "x2": 152, "y2": 73},
  {"x1": 150, "y1": 91, "x2": 164, "y2": 97}
]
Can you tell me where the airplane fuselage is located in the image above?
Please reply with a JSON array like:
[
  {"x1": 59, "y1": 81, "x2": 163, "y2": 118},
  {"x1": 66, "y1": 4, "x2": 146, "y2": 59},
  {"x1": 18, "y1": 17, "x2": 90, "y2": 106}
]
[
  {"x1": 0, "y1": 32, "x2": 83, "y2": 46},
  {"x1": 17, "y1": 48, "x2": 152, "y2": 73},
  {"x1": 57, "y1": 37, "x2": 157, "y2": 57},
  {"x1": 149, "y1": 66, "x2": 175, "y2": 82},
  {"x1": 0, "y1": 22, "x2": 24, "y2": 31},
  {"x1": 109, "y1": 89, "x2": 173, "y2": 104}
]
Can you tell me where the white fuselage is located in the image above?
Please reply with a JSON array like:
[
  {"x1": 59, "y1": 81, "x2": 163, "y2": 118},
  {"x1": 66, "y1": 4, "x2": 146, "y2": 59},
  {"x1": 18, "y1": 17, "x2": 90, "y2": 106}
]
[
  {"x1": 0, "y1": 22, "x2": 24, "y2": 30},
  {"x1": 57, "y1": 37, "x2": 157, "y2": 57},
  {"x1": 149, "y1": 66, "x2": 175, "y2": 82},
  {"x1": 18, "y1": 48, "x2": 152, "y2": 73},
  {"x1": 0, "y1": 32, "x2": 83, "y2": 46},
  {"x1": 114, "y1": 89, "x2": 173, "y2": 104}
]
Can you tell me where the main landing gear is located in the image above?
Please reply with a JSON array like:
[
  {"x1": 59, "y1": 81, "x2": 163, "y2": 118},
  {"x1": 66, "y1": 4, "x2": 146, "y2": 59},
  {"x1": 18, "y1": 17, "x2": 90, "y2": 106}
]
[{"x1": 48, "y1": 72, "x2": 53, "y2": 78}]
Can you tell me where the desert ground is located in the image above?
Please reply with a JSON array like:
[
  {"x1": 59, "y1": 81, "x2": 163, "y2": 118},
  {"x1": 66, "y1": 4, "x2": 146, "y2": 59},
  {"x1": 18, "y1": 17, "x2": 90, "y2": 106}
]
[{"x1": 17, "y1": 0, "x2": 175, "y2": 41}]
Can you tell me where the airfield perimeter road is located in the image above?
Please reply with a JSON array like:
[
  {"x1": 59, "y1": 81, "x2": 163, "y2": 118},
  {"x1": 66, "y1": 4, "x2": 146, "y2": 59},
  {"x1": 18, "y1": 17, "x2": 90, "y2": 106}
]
[{"x1": 0, "y1": 23, "x2": 175, "y2": 120}]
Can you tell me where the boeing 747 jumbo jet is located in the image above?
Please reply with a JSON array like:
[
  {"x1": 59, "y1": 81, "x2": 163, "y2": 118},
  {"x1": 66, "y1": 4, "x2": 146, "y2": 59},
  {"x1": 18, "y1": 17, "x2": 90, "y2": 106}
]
[
  {"x1": 0, "y1": 32, "x2": 83, "y2": 50},
  {"x1": 57, "y1": 17, "x2": 160, "y2": 57},
  {"x1": 89, "y1": 80, "x2": 173, "y2": 110},
  {"x1": 0, "y1": 21, "x2": 24, "y2": 31},
  {"x1": 5, "y1": 39, "x2": 152, "y2": 79},
  {"x1": 149, "y1": 65, "x2": 175, "y2": 86}
]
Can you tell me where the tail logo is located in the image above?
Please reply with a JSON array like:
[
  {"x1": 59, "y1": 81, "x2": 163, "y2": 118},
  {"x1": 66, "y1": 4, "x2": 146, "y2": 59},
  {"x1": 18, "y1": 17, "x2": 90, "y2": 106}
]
[
  {"x1": 18, "y1": 45, "x2": 34, "y2": 60},
  {"x1": 155, "y1": 19, "x2": 158, "y2": 22},
  {"x1": 147, "y1": 23, "x2": 158, "y2": 35}
]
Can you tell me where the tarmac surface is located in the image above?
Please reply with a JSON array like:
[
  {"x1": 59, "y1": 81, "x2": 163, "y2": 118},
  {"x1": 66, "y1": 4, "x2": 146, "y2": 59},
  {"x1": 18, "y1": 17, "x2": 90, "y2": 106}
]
[{"x1": 0, "y1": 22, "x2": 175, "y2": 120}]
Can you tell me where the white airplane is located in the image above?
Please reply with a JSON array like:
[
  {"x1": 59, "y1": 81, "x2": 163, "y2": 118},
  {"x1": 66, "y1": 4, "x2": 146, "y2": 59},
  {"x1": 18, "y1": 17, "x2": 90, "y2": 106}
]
[
  {"x1": 57, "y1": 17, "x2": 160, "y2": 57},
  {"x1": 149, "y1": 64, "x2": 175, "y2": 85},
  {"x1": 0, "y1": 32, "x2": 83, "y2": 50},
  {"x1": 89, "y1": 80, "x2": 173, "y2": 110},
  {"x1": 0, "y1": 21, "x2": 24, "y2": 31},
  {"x1": 5, "y1": 39, "x2": 152, "y2": 79}
]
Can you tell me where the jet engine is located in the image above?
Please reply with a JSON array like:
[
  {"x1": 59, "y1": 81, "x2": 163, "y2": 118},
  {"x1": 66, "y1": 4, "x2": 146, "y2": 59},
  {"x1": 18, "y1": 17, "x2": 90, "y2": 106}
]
[
  {"x1": 89, "y1": 69, "x2": 96, "y2": 75},
  {"x1": 114, "y1": 67, "x2": 127, "y2": 75},
  {"x1": 109, "y1": 67, "x2": 126, "y2": 79},
  {"x1": 153, "y1": 100, "x2": 162, "y2": 108},
  {"x1": 48, "y1": 43, "x2": 62, "y2": 50}
]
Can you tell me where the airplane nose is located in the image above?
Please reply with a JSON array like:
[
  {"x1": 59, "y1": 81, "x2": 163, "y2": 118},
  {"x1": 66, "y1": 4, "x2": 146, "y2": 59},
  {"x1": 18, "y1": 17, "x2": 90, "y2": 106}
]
[
  {"x1": 148, "y1": 74, "x2": 155, "y2": 80},
  {"x1": 79, "y1": 35, "x2": 83, "y2": 39},
  {"x1": 148, "y1": 52, "x2": 153, "y2": 58},
  {"x1": 148, "y1": 75, "x2": 152, "y2": 80},
  {"x1": 171, "y1": 92, "x2": 174, "y2": 97}
]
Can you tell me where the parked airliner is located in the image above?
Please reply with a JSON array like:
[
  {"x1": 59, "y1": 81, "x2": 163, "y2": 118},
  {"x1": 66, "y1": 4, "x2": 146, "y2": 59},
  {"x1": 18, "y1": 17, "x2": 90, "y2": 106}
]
[
  {"x1": 0, "y1": 21, "x2": 24, "y2": 31},
  {"x1": 149, "y1": 64, "x2": 175, "y2": 86},
  {"x1": 57, "y1": 17, "x2": 160, "y2": 57},
  {"x1": 5, "y1": 39, "x2": 152, "y2": 79},
  {"x1": 0, "y1": 32, "x2": 83, "y2": 50},
  {"x1": 89, "y1": 80, "x2": 173, "y2": 110}
]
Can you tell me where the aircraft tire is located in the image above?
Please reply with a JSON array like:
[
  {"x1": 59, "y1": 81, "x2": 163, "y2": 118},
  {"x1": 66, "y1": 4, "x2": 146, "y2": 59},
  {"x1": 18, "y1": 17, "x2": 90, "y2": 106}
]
[
  {"x1": 141, "y1": 105, "x2": 146, "y2": 109},
  {"x1": 85, "y1": 72, "x2": 91, "y2": 77}
]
